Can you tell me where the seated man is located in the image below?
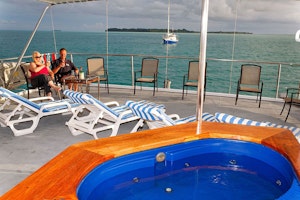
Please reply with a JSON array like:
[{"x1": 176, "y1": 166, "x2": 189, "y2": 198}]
[{"x1": 52, "y1": 48, "x2": 79, "y2": 91}]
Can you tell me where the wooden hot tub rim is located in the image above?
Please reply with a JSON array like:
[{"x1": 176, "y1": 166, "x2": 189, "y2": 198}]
[{"x1": 1, "y1": 121, "x2": 300, "y2": 200}]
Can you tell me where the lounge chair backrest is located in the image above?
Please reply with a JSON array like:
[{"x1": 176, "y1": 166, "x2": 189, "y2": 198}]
[
  {"x1": 63, "y1": 90, "x2": 119, "y2": 117},
  {"x1": 141, "y1": 58, "x2": 159, "y2": 77},
  {"x1": 0, "y1": 87, "x2": 41, "y2": 111},
  {"x1": 125, "y1": 100, "x2": 175, "y2": 124},
  {"x1": 87, "y1": 57, "x2": 105, "y2": 76}
]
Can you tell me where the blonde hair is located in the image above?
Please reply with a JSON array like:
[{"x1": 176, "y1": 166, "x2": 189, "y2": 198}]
[{"x1": 32, "y1": 51, "x2": 40, "y2": 59}]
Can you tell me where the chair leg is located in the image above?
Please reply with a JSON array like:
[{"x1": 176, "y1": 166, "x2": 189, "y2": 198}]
[
  {"x1": 106, "y1": 81, "x2": 109, "y2": 94},
  {"x1": 130, "y1": 119, "x2": 144, "y2": 133},
  {"x1": 235, "y1": 90, "x2": 239, "y2": 105},
  {"x1": 258, "y1": 92, "x2": 262, "y2": 108},
  {"x1": 285, "y1": 102, "x2": 292, "y2": 122},
  {"x1": 134, "y1": 81, "x2": 136, "y2": 95},
  {"x1": 280, "y1": 101, "x2": 287, "y2": 115},
  {"x1": 182, "y1": 86, "x2": 184, "y2": 100},
  {"x1": 153, "y1": 81, "x2": 155, "y2": 96}
]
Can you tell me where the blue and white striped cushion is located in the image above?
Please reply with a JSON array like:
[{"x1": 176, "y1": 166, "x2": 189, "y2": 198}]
[
  {"x1": 0, "y1": 87, "x2": 43, "y2": 111},
  {"x1": 174, "y1": 115, "x2": 196, "y2": 124},
  {"x1": 63, "y1": 90, "x2": 91, "y2": 104},
  {"x1": 215, "y1": 112, "x2": 300, "y2": 143},
  {"x1": 202, "y1": 112, "x2": 215, "y2": 122},
  {"x1": 126, "y1": 100, "x2": 214, "y2": 124},
  {"x1": 0, "y1": 87, "x2": 74, "y2": 113},
  {"x1": 125, "y1": 100, "x2": 165, "y2": 121},
  {"x1": 215, "y1": 112, "x2": 268, "y2": 126},
  {"x1": 64, "y1": 90, "x2": 121, "y2": 117}
]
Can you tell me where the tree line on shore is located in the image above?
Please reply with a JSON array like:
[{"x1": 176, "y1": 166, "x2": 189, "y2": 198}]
[{"x1": 106, "y1": 28, "x2": 252, "y2": 34}]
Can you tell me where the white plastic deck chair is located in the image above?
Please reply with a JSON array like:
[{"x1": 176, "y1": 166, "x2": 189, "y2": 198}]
[
  {"x1": 0, "y1": 87, "x2": 75, "y2": 136},
  {"x1": 126, "y1": 100, "x2": 215, "y2": 131},
  {"x1": 63, "y1": 90, "x2": 140, "y2": 139}
]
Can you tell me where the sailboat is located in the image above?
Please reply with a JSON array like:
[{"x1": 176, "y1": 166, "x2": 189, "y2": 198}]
[{"x1": 163, "y1": 0, "x2": 178, "y2": 44}]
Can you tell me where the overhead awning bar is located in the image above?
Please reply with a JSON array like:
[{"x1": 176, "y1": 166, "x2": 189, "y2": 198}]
[
  {"x1": 6, "y1": 0, "x2": 104, "y2": 88},
  {"x1": 39, "y1": 0, "x2": 100, "y2": 5}
]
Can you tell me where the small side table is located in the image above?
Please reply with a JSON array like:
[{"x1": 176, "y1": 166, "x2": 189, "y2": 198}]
[{"x1": 63, "y1": 75, "x2": 100, "y2": 99}]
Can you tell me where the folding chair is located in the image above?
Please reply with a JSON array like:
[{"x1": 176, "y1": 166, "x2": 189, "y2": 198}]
[
  {"x1": 134, "y1": 57, "x2": 159, "y2": 96},
  {"x1": 235, "y1": 64, "x2": 263, "y2": 107}
]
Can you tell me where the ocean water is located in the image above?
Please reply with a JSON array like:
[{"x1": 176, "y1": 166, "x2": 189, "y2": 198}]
[{"x1": 1, "y1": 30, "x2": 300, "y2": 97}]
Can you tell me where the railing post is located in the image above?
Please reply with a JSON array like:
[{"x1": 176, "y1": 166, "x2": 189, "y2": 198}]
[
  {"x1": 70, "y1": 54, "x2": 73, "y2": 63},
  {"x1": 0, "y1": 60, "x2": 5, "y2": 87},
  {"x1": 276, "y1": 63, "x2": 281, "y2": 98},
  {"x1": 131, "y1": 56, "x2": 134, "y2": 87}
]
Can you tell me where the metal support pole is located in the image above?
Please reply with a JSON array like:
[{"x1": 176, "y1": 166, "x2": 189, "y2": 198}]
[
  {"x1": 196, "y1": 0, "x2": 209, "y2": 134},
  {"x1": 131, "y1": 56, "x2": 134, "y2": 87},
  {"x1": 6, "y1": 4, "x2": 52, "y2": 88},
  {"x1": 106, "y1": 0, "x2": 109, "y2": 75},
  {"x1": 276, "y1": 63, "x2": 282, "y2": 98}
]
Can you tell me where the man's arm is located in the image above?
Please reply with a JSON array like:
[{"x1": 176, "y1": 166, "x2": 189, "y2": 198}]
[
  {"x1": 51, "y1": 60, "x2": 63, "y2": 74},
  {"x1": 70, "y1": 60, "x2": 79, "y2": 74}
]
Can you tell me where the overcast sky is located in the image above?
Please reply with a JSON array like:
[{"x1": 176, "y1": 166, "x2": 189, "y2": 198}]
[{"x1": 1, "y1": 0, "x2": 300, "y2": 34}]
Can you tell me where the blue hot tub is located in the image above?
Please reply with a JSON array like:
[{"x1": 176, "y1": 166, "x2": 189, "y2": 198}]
[{"x1": 77, "y1": 139, "x2": 300, "y2": 200}]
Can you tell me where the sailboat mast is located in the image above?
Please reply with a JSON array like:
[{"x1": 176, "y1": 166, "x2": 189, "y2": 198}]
[{"x1": 167, "y1": 0, "x2": 170, "y2": 34}]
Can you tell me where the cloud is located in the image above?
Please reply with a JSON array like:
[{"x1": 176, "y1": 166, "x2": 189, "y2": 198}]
[{"x1": 1, "y1": 0, "x2": 300, "y2": 34}]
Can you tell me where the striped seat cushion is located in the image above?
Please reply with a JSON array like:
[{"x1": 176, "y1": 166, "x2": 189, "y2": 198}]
[
  {"x1": 215, "y1": 112, "x2": 300, "y2": 143},
  {"x1": 64, "y1": 90, "x2": 130, "y2": 118},
  {"x1": 126, "y1": 100, "x2": 215, "y2": 125},
  {"x1": 215, "y1": 112, "x2": 268, "y2": 126},
  {"x1": 0, "y1": 87, "x2": 71, "y2": 113},
  {"x1": 202, "y1": 112, "x2": 215, "y2": 122},
  {"x1": 125, "y1": 100, "x2": 165, "y2": 121}
]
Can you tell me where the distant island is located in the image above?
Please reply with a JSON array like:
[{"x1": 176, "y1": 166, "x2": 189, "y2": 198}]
[
  {"x1": 107, "y1": 28, "x2": 196, "y2": 33},
  {"x1": 107, "y1": 28, "x2": 252, "y2": 34}
]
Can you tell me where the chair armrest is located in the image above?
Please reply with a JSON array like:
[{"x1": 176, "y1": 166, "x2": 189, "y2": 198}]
[
  {"x1": 29, "y1": 96, "x2": 55, "y2": 102},
  {"x1": 104, "y1": 101, "x2": 120, "y2": 107},
  {"x1": 118, "y1": 108, "x2": 137, "y2": 119},
  {"x1": 134, "y1": 70, "x2": 142, "y2": 75},
  {"x1": 183, "y1": 74, "x2": 188, "y2": 83},
  {"x1": 39, "y1": 100, "x2": 72, "y2": 111},
  {"x1": 168, "y1": 114, "x2": 180, "y2": 120},
  {"x1": 285, "y1": 88, "x2": 300, "y2": 98},
  {"x1": 291, "y1": 91, "x2": 300, "y2": 101},
  {"x1": 287, "y1": 87, "x2": 300, "y2": 93},
  {"x1": 134, "y1": 70, "x2": 142, "y2": 80}
]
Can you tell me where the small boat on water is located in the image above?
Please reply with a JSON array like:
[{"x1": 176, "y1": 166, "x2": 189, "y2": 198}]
[
  {"x1": 162, "y1": 0, "x2": 178, "y2": 44},
  {"x1": 163, "y1": 32, "x2": 178, "y2": 44}
]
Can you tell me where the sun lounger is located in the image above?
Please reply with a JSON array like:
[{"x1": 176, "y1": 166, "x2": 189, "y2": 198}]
[
  {"x1": 63, "y1": 90, "x2": 140, "y2": 139},
  {"x1": 0, "y1": 87, "x2": 76, "y2": 136},
  {"x1": 215, "y1": 112, "x2": 300, "y2": 143},
  {"x1": 125, "y1": 100, "x2": 215, "y2": 131}
]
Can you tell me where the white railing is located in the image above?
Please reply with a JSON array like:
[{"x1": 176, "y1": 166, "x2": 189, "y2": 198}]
[{"x1": 1, "y1": 53, "x2": 300, "y2": 98}]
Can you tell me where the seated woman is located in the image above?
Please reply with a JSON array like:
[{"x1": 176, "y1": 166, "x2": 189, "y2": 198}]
[{"x1": 29, "y1": 51, "x2": 61, "y2": 97}]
